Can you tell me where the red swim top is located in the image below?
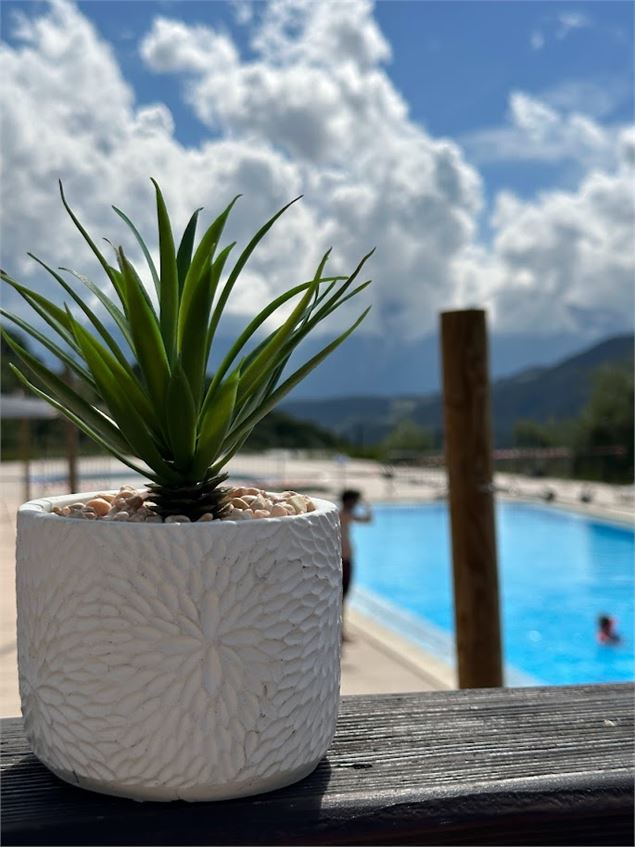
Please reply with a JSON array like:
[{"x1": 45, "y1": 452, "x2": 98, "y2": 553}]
[{"x1": 597, "y1": 618, "x2": 620, "y2": 644}]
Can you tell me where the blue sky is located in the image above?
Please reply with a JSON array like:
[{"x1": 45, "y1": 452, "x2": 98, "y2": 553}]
[{"x1": 1, "y1": 0, "x2": 634, "y2": 395}]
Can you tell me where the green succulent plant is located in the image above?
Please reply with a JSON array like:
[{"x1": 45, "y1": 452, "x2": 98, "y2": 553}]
[{"x1": 1, "y1": 180, "x2": 372, "y2": 520}]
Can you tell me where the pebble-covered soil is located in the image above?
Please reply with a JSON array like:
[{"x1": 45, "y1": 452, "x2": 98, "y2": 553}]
[{"x1": 50, "y1": 485, "x2": 316, "y2": 523}]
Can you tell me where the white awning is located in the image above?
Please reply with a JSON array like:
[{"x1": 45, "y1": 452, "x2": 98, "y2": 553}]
[{"x1": 1, "y1": 395, "x2": 59, "y2": 419}]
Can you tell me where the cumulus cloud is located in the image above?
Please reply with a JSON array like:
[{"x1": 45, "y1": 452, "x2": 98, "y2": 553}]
[
  {"x1": 463, "y1": 92, "x2": 620, "y2": 170},
  {"x1": 556, "y1": 11, "x2": 592, "y2": 39},
  {"x1": 138, "y1": 0, "x2": 486, "y2": 338},
  {"x1": 1, "y1": 1, "x2": 314, "y2": 327},
  {"x1": 530, "y1": 31, "x2": 545, "y2": 51},
  {"x1": 230, "y1": 0, "x2": 254, "y2": 27},
  {"x1": 454, "y1": 126, "x2": 635, "y2": 336},
  {"x1": 1, "y1": 0, "x2": 633, "y2": 351},
  {"x1": 251, "y1": 0, "x2": 391, "y2": 69},
  {"x1": 540, "y1": 78, "x2": 630, "y2": 120},
  {"x1": 2, "y1": 0, "x2": 483, "y2": 343},
  {"x1": 140, "y1": 17, "x2": 238, "y2": 74},
  {"x1": 140, "y1": 2, "x2": 399, "y2": 167},
  {"x1": 530, "y1": 10, "x2": 592, "y2": 51}
]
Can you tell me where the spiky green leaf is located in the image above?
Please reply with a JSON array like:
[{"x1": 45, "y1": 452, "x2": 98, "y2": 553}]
[
  {"x1": 2, "y1": 329, "x2": 130, "y2": 453},
  {"x1": 111, "y1": 205, "x2": 161, "y2": 297},
  {"x1": 193, "y1": 371, "x2": 239, "y2": 479},
  {"x1": 117, "y1": 248, "x2": 169, "y2": 412},
  {"x1": 8, "y1": 364, "x2": 155, "y2": 481},
  {"x1": 151, "y1": 179, "x2": 179, "y2": 358},
  {"x1": 58, "y1": 181, "x2": 126, "y2": 304},
  {"x1": 165, "y1": 362, "x2": 197, "y2": 470},
  {"x1": 179, "y1": 242, "x2": 235, "y2": 402},
  {"x1": 64, "y1": 306, "x2": 161, "y2": 440},
  {"x1": 69, "y1": 322, "x2": 176, "y2": 480},
  {"x1": 224, "y1": 306, "x2": 371, "y2": 454},
  {"x1": 0, "y1": 308, "x2": 95, "y2": 387},
  {"x1": 1, "y1": 271, "x2": 78, "y2": 352},
  {"x1": 181, "y1": 195, "x2": 240, "y2": 308},
  {"x1": 29, "y1": 254, "x2": 131, "y2": 370},
  {"x1": 206, "y1": 196, "x2": 302, "y2": 351},
  {"x1": 176, "y1": 208, "x2": 202, "y2": 291},
  {"x1": 236, "y1": 251, "x2": 330, "y2": 402},
  {"x1": 202, "y1": 274, "x2": 346, "y2": 409},
  {"x1": 59, "y1": 267, "x2": 133, "y2": 348}
]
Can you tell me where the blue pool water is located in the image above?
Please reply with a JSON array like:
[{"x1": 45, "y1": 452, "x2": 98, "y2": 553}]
[{"x1": 351, "y1": 502, "x2": 634, "y2": 685}]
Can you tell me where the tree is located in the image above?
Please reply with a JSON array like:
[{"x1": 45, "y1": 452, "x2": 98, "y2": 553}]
[
  {"x1": 381, "y1": 419, "x2": 433, "y2": 458},
  {"x1": 574, "y1": 365, "x2": 634, "y2": 482},
  {"x1": 244, "y1": 411, "x2": 345, "y2": 451},
  {"x1": 513, "y1": 419, "x2": 554, "y2": 448}
]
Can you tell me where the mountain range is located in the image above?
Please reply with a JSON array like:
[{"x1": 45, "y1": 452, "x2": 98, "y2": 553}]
[
  {"x1": 282, "y1": 334, "x2": 633, "y2": 446},
  {"x1": 280, "y1": 328, "x2": 625, "y2": 398}
]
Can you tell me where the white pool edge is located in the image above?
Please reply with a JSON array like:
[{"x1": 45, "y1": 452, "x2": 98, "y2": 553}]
[{"x1": 350, "y1": 586, "x2": 543, "y2": 689}]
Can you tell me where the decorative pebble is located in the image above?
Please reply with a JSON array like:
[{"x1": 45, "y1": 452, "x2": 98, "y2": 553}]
[
  {"x1": 225, "y1": 508, "x2": 253, "y2": 520},
  {"x1": 233, "y1": 486, "x2": 261, "y2": 497},
  {"x1": 286, "y1": 494, "x2": 307, "y2": 515},
  {"x1": 126, "y1": 494, "x2": 144, "y2": 511},
  {"x1": 51, "y1": 485, "x2": 316, "y2": 523},
  {"x1": 85, "y1": 498, "x2": 111, "y2": 517}
]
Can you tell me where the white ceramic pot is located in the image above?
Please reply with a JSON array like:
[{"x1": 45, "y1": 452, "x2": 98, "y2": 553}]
[{"x1": 16, "y1": 491, "x2": 342, "y2": 801}]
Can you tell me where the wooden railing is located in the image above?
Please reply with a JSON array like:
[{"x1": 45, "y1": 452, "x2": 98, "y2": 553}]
[{"x1": 2, "y1": 684, "x2": 632, "y2": 846}]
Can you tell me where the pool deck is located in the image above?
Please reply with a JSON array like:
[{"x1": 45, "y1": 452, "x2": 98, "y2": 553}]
[{"x1": 1, "y1": 454, "x2": 632, "y2": 716}]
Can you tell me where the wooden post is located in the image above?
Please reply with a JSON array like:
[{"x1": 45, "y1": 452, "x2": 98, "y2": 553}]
[
  {"x1": 440, "y1": 309, "x2": 503, "y2": 688},
  {"x1": 64, "y1": 368, "x2": 79, "y2": 494}
]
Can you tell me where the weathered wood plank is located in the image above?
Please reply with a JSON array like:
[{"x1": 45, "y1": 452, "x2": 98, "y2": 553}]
[{"x1": 2, "y1": 684, "x2": 633, "y2": 846}]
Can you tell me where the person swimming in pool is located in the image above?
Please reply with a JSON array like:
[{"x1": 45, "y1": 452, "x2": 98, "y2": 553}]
[{"x1": 597, "y1": 614, "x2": 621, "y2": 645}]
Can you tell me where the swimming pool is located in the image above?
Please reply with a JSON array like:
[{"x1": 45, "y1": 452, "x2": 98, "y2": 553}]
[{"x1": 350, "y1": 502, "x2": 634, "y2": 685}]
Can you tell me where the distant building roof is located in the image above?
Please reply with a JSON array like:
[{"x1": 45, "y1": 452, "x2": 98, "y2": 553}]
[{"x1": 1, "y1": 395, "x2": 58, "y2": 419}]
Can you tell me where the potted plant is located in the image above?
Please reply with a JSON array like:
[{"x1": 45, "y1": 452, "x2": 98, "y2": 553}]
[{"x1": 1, "y1": 181, "x2": 372, "y2": 801}]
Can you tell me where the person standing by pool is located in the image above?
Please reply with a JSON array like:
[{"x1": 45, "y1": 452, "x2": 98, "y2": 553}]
[{"x1": 340, "y1": 490, "x2": 373, "y2": 636}]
